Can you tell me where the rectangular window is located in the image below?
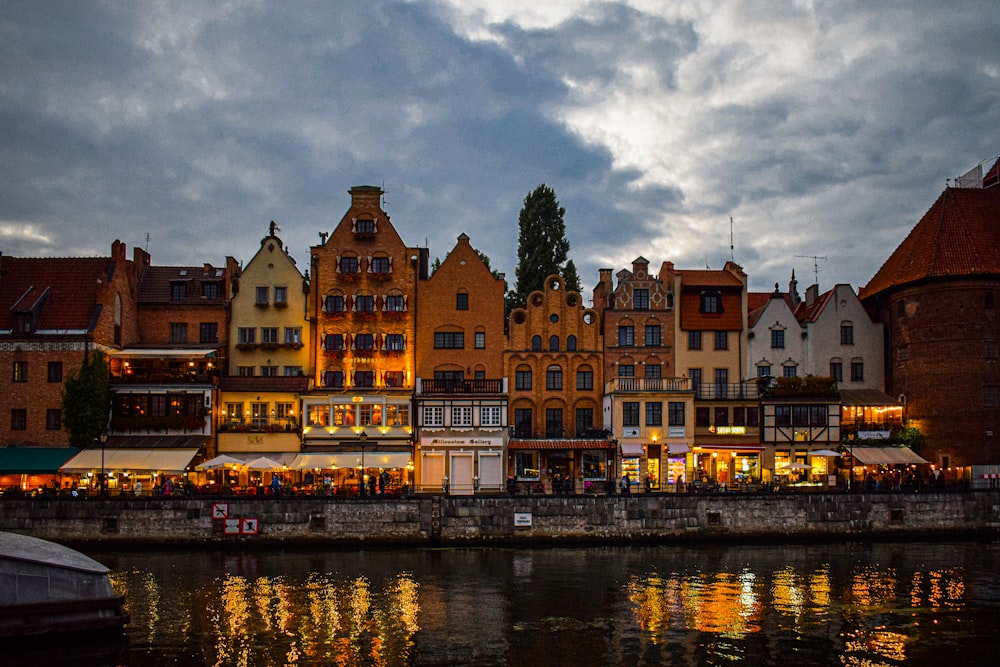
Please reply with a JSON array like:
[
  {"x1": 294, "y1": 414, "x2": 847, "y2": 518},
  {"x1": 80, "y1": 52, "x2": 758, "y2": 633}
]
[
  {"x1": 386, "y1": 404, "x2": 409, "y2": 426},
  {"x1": 169, "y1": 323, "x2": 188, "y2": 343},
  {"x1": 689, "y1": 368, "x2": 702, "y2": 391},
  {"x1": 688, "y1": 331, "x2": 702, "y2": 350},
  {"x1": 170, "y1": 282, "x2": 187, "y2": 300},
  {"x1": 851, "y1": 361, "x2": 864, "y2": 382},
  {"x1": 985, "y1": 385, "x2": 1000, "y2": 408},
  {"x1": 545, "y1": 408, "x2": 563, "y2": 438},
  {"x1": 792, "y1": 405, "x2": 809, "y2": 426},
  {"x1": 732, "y1": 407, "x2": 746, "y2": 426},
  {"x1": 481, "y1": 406, "x2": 502, "y2": 426},
  {"x1": 284, "y1": 327, "x2": 302, "y2": 344},
  {"x1": 354, "y1": 371, "x2": 374, "y2": 387},
  {"x1": 13, "y1": 361, "x2": 27, "y2": 383},
  {"x1": 581, "y1": 451, "x2": 607, "y2": 480},
  {"x1": 668, "y1": 402, "x2": 685, "y2": 426},
  {"x1": 238, "y1": 366, "x2": 254, "y2": 377},
  {"x1": 701, "y1": 293, "x2": 721, "y2": 313},
  {"x1": 452, "y1": 406, "x2": 473, "y2": 427},
  {"x1": 386, "y1": 294, "x2": 405, "y2": 311},
  {"x1": 841, "y1": 324, "x2": 854, "y2": 345},
  {"x1": 275, "y1": 402, "x2": 293, "y2": 420},
  {"x1": 199, "y1": 322, "x2": 218, "y2": 344},
  {"x1": 545, "y1": 367, "x2": 563, "y2": 390},
  {"x1": 645, "y1": 402, "x2": 662, "y2": 426},
  {"x1": 830, "y1": 362, "x2": 843, "y2": 382},
  {"x1": 284, "y1": 366, "x2": 303, "y2": 376},
  {"x1": 354, "y1": 334, "x2": 374, "y2": 351},
  {"x1": 47, "y1": 361, "x2": 62, "y2": 383},
  {"x1": 775, "y1": 406, "x2": 791, "y2": 426},
  {"x1": 714, "y1": 407, "x2": 729, "y2": 426},
  {"x1": 324, "y1": 371, "x2": 344, "y2": 388},
  {"x1": 202, "y1": 282, "x2": 219, "y2": 299},
  {"x1": 618, "y1": 326, "x2": 634, "y2": 347},
  {"x1": 238, "y1": 327, "x2": 256, "y2": 345},
  {"x1": 255, "y1": 286, "x2": 269, "y2": 305},
  {"x1": 11, "y1": 408, "x2": 27, "y2": 430},
  {"x1": 384, "y1": 371, "x2": 404, "y2": 387},
  {"x1": 810, "y1": 405, "x2": 828, "y2": 426},
  {"x1": 324, "y1": 333, "x2": 344, "y2": 351},
  {"x1": 456, "y1": 293, "x2": 469, "y2": 310},
  {"x1": 645, "y1": 364, "x2": 661, "y2": 379},
  {"x1": 332, "y1": 404, "x2": 355, "y2": 426},
  {"x1": 434, "y1": 332, "x2": 464, "y2": 349},
  {"x1": 370, "y1": 257, "x2": 390, "y2": 274},
  {"x1": 274, "y1": 286, "x2": 287, "y2": 305},
  {"x1": 695, "y1": 407, "x2": 710, "y2": 427},
  {"x1": 46, "y1": 408, "x2": 61, "y2": 430},
  {"x1": 783, "y1": 365, "x2": 798, "y2": 378},
  {"x1": 575, "y1": 408, "x2": 594, "y2": 434},
  {"x1": 259, "y1": 366, "x2": 278, "y2": 377},
  {"x1": 747, "y1": 407, "x2": 759, "y2": 426},
  {"x1": 714, "y1": 331, "x2": 728, "y2": 350},
  {"x1": 515, "y1": 369, "x2": 532, "y2": 390},
  {"x1": 645, "y1": 325, "x2": 661, "y2": 347},
  {"x1": 339, "y1": 256, "x2": 359, "y2": 274},
  {"x1": 261, "y1": 327, "x2": 279, "y2": 344},
  {"x1": 515, "y1": 451, "x2": 539, "y2": 480},
  {"x1": 757, "y1": 365, "x2": 771, "y2": 378},
  {"x1": 623, "y1": 402, "x2": 640, "y2": 427},
  {"x1": 307, "y1": 404, "x2": 330, "y2": 427},
  {"x1": 576, "y1": 369, "x2": 593, "y2": 390},
  {"x1": 385, "y1": 334, "x2": 405, "y2": 351},
  {"x1": 771, "y1": 329, "x2": 785, "y2": 349},
  {"x1": 619, "y1": 364, "x2": 634, "y2": 377},
  {"x1": 714, "y1": 368, "x2": 729, "y2": 394},
  {"x1": 325, "y1": 295, "x2": 346, "y2": 313},
  {"x1": 514, "y1": 408, "x2": 533, "y2": 437},
  {"x1": 474, "y1": 332, "x2": 486, "y2": 349},
  {"x1": 355, "y1": 219, "x2": 375, "y2": 234},
  {"x1": 633, "y1": 288, "x2": 650, "y2": 309},
  {"x1": 355, "y1": 295, "x2": 375, "y2": 312},
  {"x1": 359, "y1": 404, "x2": 381, "y2": 426},
  {"x1": 424, "y1": 406, "x2": 444, "y2": 426}
]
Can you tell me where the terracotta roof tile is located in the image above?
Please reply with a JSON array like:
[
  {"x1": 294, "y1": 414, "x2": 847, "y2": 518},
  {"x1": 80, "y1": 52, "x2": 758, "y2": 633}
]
[
  {"x1": 676, "y1": 269, "x2": 744, "y2": 287},
  {"x1": 138, "y1": 265, "x2": 227, "y2": 305},
  {"x1": 795, "y1": 288, "x2": 834, "y2": 323},
  {"x1": 861, "y1": 187, "x2": 1000, "y2": 299},
  {"x1": 0, "y1": 256, "x2": 112, "y2": 331}
]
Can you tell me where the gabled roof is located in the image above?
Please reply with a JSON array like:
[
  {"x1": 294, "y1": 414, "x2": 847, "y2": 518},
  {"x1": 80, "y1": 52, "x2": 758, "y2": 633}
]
[
  {"x1": 747, "y1": 292, "x2": 771, "y2": 327},
  {"x1": 676, "y1": 268, "x2": 744, "y2": 288},
  {"x1": 0, "y1": 256, "x2": 113, "y2": 331},
  {"x1": 794, "y1": 288, "x2": 835, "y2": 323},
  {"x1": 860, "y1": 187, "x2": 1000, "y2": 299}
]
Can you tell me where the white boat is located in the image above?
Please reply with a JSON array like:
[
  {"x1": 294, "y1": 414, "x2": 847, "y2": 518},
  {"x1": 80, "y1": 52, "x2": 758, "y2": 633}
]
[{"x1": 0, "y1": 531, "x2": 128, "y2": 639}]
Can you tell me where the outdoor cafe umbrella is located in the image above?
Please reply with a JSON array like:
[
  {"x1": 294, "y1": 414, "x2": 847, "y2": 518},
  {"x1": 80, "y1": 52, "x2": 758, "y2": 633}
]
[
  {"x1": 779, "y1": 462, "x2": 812, "y2": 470},
  {"x1": 810, "y1": 449, "x2": 843, "y2": 457},
  {"x1": 195, "y1": 454, "x2": 245, "y2": 471},
  {"x1": 242, "y1": 456, "x2": 285, "y2": 471}
]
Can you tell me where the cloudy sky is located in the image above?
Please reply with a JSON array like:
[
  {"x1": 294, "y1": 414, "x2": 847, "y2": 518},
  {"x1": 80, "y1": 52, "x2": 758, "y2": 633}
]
[{"x1": 1, "y1": 1, "x2": 998, "y2": 296}]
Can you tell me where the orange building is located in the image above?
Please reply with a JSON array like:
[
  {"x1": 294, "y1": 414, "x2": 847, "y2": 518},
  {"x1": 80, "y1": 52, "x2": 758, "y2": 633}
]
[
  {"x1": 299, "y1": 186, "x2": 427, "y2": 494},
  {"x1": 413, "y1": 233, "x2": 508, "y2": 493},
  {"x1": 505, "y1": 274, "x2": 610, "y2": 494}
]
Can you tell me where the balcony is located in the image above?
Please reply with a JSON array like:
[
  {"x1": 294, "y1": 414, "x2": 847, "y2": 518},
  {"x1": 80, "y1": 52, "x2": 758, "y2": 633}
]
[
  {"x1": 218, "y1": 417, "x2": 301, "y2": 434},
  {"x1": 110, "y1": 414, "x2": 207, "y2": 433},
  {"x1": 112, "y1": 371, "x2": 217, "y2": 385},
  {"x1": 695, "y1": 383, "x2": 760, "y2": 400},
  {"x1": 605, "y1": 377, "x2": 691, "y2": 393},
  {"x1": 419, "y1": 379, "x2": 504, "y2": 394}
]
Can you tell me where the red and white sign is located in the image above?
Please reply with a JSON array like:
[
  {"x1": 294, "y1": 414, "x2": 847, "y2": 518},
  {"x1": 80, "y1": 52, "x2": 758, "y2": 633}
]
[
  {"x1": 241, "y1": 518, "x2": 259, "y2": 535},
  {"x1": 223, "y1": 518, "x2": 241, "y2": 535},
  {"x1": 212, "y1": 503, "x2": 229, "y2": 519}
]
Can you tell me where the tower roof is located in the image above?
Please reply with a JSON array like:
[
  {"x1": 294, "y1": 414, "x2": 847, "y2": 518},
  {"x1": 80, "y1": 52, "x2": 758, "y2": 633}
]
[{"x1": 860, "y1": 186, "x2": 1000, "y2": 299}]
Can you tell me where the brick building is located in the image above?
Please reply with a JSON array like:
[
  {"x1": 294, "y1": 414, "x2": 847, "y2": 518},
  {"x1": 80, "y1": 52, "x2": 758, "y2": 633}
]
[
  {"x1": 593, "y1": 257, "x2": 692, "y2": 491},
  {"x1": 505, "y1": 274, "x2": 610, "y2": 493},
  {"x1": 861, "y1": 168, "x2": 1000, "y2": 469},
  {"x1": 413, "y1": 233, "x2": 508, "y2": 493}
]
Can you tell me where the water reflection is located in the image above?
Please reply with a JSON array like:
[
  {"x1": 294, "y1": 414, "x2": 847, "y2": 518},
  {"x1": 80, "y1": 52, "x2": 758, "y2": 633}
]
[{"x1": 81, "y1": 542, "x2": 1000, "y2": 666}]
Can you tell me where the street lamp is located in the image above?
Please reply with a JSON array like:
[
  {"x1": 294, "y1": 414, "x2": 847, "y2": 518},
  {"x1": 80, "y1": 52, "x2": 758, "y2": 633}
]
[
  {"x1": 98, "y1": 432, "x2": 108, "y2": 495},
  {"x1": 358, "y1": 430, "x2": 367, "y2": 495}
]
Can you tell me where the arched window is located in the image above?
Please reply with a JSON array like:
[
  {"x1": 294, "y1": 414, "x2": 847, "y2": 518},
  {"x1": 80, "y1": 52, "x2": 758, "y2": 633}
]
[
  {"x1": 549, "y1": 335, "x2": 559, "y2": 351},
  {"x1": 531, "y1": 335, "x2": 542, "y2": 351},
  {"x1": 566, "y1": 335, "x2": 577, "y2": 351},
  {"x1": 546, "y1": 365, "x2": 563, "y2": 390}
]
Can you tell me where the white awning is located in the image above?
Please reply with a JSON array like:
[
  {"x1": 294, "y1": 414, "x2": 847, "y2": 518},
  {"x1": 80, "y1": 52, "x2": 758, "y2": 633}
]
[
  {"x1": 849, "y1": 446, "x2": 928, "y2": 465},
  {"x1": 667, "y1": 443, "x2": 691, "y2": 455},
  {"x1": 620, "y1": 443, "x2": 644, "y2": 457},
  {"x1": 111, "y1": 348, "x2": 216, "y2": 358},
  {"x1": 60, "y1": 449, "x2": 199, "y2": 473},
  {"x1": 291, "y1": 452, "x2": 411, "y2": 469}
]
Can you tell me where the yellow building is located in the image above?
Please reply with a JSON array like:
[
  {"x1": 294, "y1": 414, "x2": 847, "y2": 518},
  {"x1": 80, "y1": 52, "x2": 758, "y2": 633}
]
[{"x1": 216, "y1": 223, "x2": 309, "y2": 486}]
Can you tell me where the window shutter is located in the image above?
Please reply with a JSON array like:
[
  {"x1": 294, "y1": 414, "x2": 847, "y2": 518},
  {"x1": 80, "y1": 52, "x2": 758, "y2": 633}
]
[
  {"x1": 335, "y1": 256, "x2": 341, "y2": 273},
  {"x1": 367, "y1": 256, "x2": 373, "y2": 272},
  {"x1": 403, "y1": 295, "x2": 409, "y2": 310},
  {"x1": 388, "y1": 257, "x2": 394, "y2": 272},
  {"x1": 351, "y1": 218, "x2": 357, "y2": 233},
  {"x1": 372, "y1": 219, "x2": 378, "y2": 233}
]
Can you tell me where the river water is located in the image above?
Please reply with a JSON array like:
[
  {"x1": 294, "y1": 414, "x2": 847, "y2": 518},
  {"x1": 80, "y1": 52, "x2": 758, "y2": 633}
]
[{"x1": 37, "y1": 540, "x2": 1000, "y2": 665}]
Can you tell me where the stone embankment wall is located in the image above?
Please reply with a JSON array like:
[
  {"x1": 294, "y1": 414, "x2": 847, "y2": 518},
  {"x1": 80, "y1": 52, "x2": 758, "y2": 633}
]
[{"x1": 2, "y1": 492, "x2": 999, "y2": 546}]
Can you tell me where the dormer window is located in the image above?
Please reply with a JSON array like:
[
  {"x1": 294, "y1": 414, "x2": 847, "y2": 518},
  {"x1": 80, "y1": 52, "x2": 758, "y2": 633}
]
[
  {"x1": 14, "y1": 313, "x2": 33, "y2": 333},
  {"x1": 353, "y1": 218, "x2": 376, "y2": 235},
  {"x1": 170, "y1": 282, "x2": 187, "y2": 300},
  {"x1": 700, "y1": 291, "x2": 722, "y2": 314},
  {"x1": 202, "y1": 282, "x2": 219, "y2": 299}
]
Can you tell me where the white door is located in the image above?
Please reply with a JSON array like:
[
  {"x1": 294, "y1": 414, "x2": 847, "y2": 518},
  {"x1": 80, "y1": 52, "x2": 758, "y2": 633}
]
[
  {"x1": 450, "y1": 454, "x2": 474, "y2": 495},
  {"x1": 421, "y1": 452, "x2": 445, "y2": 492},
  {"x1": 478, "y1": 452, "x2": 503, "y2": 491}
]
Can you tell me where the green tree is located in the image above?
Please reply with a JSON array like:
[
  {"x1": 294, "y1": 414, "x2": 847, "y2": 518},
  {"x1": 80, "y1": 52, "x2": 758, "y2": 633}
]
[
  {"x1": 512, "y1": 184, "x2": 571, "y2": 310},
  {"x1": 62, "y1": 349, "x2": 111, "y2": 447},
  {"x1": 562, "y1": 259, "x2": 581, "y2": 293}
]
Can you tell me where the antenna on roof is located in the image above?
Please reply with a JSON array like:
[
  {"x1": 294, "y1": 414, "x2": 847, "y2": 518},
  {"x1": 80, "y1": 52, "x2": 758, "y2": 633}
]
[
  {"x1": 144, "y1": 232, "x2": 150, "y2": 253},
  {"x1": 729, "y1": 217, "x2": 735, "y2": 262},
  {"x1": 795, "y1": 255, "x2": 827, "y2": 286},
  {"x1": 381, "y1": 178, "x2": 387, "y2": 209}
]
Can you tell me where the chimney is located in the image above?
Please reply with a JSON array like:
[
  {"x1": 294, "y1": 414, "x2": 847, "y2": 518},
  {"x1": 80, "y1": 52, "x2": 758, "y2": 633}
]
[
  {"x1": 349, "y1": 185, "x2": 384, "y2": 211},
  {"x1": 111, "y1": 239, "x2": 126, "y2": 261},
  {"x1": 805, "y1": 284, "x2": 819, "y2": 307}
]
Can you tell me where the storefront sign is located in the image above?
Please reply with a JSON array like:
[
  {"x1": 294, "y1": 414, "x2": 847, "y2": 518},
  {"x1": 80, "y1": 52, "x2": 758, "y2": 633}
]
[{"x1": 514, "y1": 512, "x2": 532, "y2": 528}]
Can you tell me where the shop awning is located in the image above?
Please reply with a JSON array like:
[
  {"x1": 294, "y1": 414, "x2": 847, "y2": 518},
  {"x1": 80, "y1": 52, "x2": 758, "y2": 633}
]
[
  {"x1": 111, "y1": 348, "x2": 216, "y2": 358},
  {"x1": 620, "y1": 443, "x2": 644, "y2": 457},
  {"x1": 291, "y1": 451, "x2": 411, "y2": 469},
  {"x1": 694, "y1": 443, "x2": 765, "y2": 451},
  {"x1": 838, "y1": 389, "x2": 901, "y2": 407},
  {"x1": 60, "y1": 448, "x2": 199, "y2": 473},
  {"x1": 0, "y1": 446, "x2": 79, "y2": 474},
  {"x1": 508, "y1": 440, "x2": 613, "y2": 450},
  {"x1": 218, "y1": 452, "x2": 300, "y2": 467},
  {"x1": 667, "y1": 443, "x2": 691, "y2": 455},
  {"x1": 848, "y1": 446, "x2": 928, "y2": 465}
]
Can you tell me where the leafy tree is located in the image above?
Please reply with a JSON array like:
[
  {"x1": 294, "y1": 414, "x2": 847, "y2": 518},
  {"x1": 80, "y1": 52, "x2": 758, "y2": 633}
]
[
  {"x1": 62, "y1": 349, "x2": 111, "y2": 447},
  {"x1": 429, "y1": 257, "x2": 442, "y2": 276},
  {"x1": 512, "y1": 184, "x2": 571, "y2": 309}
]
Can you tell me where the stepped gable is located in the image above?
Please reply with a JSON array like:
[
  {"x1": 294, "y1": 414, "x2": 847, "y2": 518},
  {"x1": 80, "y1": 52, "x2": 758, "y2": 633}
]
[
  {"x1": 0, "y1": 256, "x2": 112, "y2": 331},
  {"x1": 860, "y1": 186, "x2": 1000, "y2": 299}
]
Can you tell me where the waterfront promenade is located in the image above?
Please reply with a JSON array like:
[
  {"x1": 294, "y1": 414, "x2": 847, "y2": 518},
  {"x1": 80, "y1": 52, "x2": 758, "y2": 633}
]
[{"x1": 3, "y1": 489, "x2": 999, "y2": 546}]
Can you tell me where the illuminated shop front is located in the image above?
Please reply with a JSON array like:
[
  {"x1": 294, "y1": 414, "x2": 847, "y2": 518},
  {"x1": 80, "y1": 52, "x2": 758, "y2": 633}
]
[{"x1": 692, "y1": 445, "x2": 762, "y2": 484}]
